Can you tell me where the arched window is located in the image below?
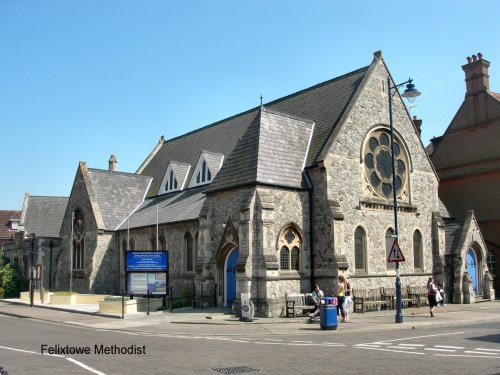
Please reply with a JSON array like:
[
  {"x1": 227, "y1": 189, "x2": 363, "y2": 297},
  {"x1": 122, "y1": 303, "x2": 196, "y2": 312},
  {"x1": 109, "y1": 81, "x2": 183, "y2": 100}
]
[
  {"x1": 413, "y1": 230, "x2": 423, "y2": 270},
  {"x1": 150, "y1": 236, "x2": 156, "y2": 250},
  {"x1": 72, "y1": 209, "x2": 85, "y2": 271},
  {"x1": 354, "y1": 226, "x2": 367, "y2": 272},
  {"x1": 129, "y1": 238, "x2": 135, "y2": 251},
  {"x1": 386, "y1": 228, "x2": 395, "y2": 271},
  {"x1": 185, "y1": 232, "x2": 193, "y2": 272},
  {"x1": 280, "y1": 247, "x2": 289, "y2": 270},
  {"x1": 487, "y1": 250, "x2": 496, "y2": 279},
  {"x1": 291, "y1": 247, "x2": 300, "y2": 270},
  {"x1": 277, "y1": 225, "x2": 302, "y2": 271}
]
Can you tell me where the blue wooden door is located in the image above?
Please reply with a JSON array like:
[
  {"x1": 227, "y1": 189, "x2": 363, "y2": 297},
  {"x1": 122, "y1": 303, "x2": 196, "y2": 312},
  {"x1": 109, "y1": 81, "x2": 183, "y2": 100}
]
[
  {"x1": 225, "y1": 248, "x2": 238, "y2": 308},
  {"x1": 467, "y1": 248, "x2": 477, "y2": 295}
]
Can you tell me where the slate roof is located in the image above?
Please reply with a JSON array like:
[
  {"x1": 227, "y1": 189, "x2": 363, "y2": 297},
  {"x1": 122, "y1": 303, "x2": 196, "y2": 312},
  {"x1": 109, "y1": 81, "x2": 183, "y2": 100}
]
[
  {"x1": 23, "y1": 197, "x2": 68, "y2": 238},
  {"x1": 0, "y1": 210, "x2": 22, "y2": 241},
  {"x1": 117, "y1": 186, "x2": 206, "y2": 230},
  {"x1": 140, "y1": 65, "x2": 368, "y2": 197},
  {"x1": 444, "y1": 218, "x2": 465, "y2": 255},
  {"x1": 87, "y1": 169, "x2": 152, "y2": 230},
  {"x1": 206, "y1": 108, "x2": 314, "y2": 193}
]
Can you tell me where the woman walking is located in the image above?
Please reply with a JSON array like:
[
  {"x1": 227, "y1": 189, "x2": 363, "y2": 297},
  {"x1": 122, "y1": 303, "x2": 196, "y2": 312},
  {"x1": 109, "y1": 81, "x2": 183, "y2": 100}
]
[
  {"x1": 427, "y1": 276, "x2": 438, "y2": 317},
  {"x1": 338, "y1": 275, "x2": 347, "y2": 322}
]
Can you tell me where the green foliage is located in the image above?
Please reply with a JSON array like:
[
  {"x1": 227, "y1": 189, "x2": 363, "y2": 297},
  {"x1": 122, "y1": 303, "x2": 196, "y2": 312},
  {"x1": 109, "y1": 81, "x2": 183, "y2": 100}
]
[
  {"x1": 0, "y1": 263, "x2": 24, "y2": 298},
  {"x1": 0, "y1": 250, "x2": 25, "y2": 298}
]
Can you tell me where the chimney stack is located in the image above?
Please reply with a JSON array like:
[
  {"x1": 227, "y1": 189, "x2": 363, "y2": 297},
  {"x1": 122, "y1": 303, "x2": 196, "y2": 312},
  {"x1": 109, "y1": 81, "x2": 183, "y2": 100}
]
[
  {"x1": 108, "y1": 154, "x2": 118, "y2": 172},
  {"x1": 462, "y1": 52, "x2": 490, "y2": 96},
  {"x1": 412, "y1": 115, "x2": 422, "y2": 136}
]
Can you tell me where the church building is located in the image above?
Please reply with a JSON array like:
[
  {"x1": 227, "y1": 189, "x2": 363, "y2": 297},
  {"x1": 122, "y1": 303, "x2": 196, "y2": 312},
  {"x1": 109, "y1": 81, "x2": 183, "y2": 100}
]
[{"x1": 49, "y1": 51, "x2": 492, "y2": 317}]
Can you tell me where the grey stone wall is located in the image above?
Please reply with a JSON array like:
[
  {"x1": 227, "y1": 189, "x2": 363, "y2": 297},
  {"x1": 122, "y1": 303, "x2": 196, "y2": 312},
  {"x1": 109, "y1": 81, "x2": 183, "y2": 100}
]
[{"x1": 312, "y1": 59, "x2": 439, "y2": 293}]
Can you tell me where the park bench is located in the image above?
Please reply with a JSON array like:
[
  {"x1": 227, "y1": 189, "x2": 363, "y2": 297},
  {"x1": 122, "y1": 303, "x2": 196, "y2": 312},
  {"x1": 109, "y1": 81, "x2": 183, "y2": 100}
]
[
  {"x1": 408, "y1": 286, "x2": 429, "y2": 308},
  {"x1": 285, "y1": 292, "x2": 316, "y2": 318},
  {"x1": 352, "y1": 288, "x2": 391, "y2": 313},
  {"x1": 380, "y1": 286, "x2": 416, "y2": 309}
]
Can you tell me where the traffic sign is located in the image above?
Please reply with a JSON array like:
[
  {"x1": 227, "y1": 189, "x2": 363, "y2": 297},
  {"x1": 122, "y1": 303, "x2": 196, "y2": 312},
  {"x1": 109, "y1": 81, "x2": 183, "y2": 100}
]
[{"x1": 387, "y1": 239, "x2": 405, "y2": 262}]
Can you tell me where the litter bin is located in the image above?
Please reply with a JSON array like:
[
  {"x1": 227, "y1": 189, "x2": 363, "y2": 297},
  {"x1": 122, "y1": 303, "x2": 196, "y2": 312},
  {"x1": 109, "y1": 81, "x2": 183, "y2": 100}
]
[{"x1": 320, "y1": 297, "x2": 338, "y2": 330}]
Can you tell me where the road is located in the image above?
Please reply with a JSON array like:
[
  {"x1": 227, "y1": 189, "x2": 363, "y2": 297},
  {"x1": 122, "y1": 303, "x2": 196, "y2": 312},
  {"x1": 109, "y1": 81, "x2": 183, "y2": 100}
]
[{"x1": 0, "y1": 314, "x2": 499, "y2": 374}]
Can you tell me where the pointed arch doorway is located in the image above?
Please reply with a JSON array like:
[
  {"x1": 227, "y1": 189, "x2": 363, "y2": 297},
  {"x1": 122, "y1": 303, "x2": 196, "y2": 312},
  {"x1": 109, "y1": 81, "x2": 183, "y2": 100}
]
[
  {"x1": 225, "y1": 248, "x2": 239, "y2": 308},
  {"x1": 467, "y1": 248, "x2": 478, "y2": 295}
]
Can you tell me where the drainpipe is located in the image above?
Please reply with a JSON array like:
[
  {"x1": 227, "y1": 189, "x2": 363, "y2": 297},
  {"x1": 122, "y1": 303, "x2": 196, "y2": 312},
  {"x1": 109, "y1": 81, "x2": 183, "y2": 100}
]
[{"x1": 303, "y1": 171, "x2": 315, "y2": 287}]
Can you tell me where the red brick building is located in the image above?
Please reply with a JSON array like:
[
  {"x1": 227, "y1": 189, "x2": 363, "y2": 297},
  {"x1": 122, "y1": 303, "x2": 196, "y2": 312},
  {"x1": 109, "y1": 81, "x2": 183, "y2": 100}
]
[
  {"x1": 431, "y1": 53, "x2": 500, "y2": 294},
  {"x1": 0, "y1": 210, "x2": 21, "y2": 247}
]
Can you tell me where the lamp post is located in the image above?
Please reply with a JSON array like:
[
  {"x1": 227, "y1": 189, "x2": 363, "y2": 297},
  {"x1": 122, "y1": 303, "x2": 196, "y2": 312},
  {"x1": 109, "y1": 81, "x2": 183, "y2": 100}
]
[
  {"x1": 30, "y1": 233, "x2": 36, "y2": 307},
  {"x1": 387, "y1": 77, "x2": 421, "y2": 324},
  {"x1": 48, "y1": 240, "x2": 54, "y2": 291}
]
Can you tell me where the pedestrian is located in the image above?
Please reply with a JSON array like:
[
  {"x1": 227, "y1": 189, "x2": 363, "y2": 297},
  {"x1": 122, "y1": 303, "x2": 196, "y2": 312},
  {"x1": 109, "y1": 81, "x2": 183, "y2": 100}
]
[
  {"x1": 342, "y1": 276, "x2": 352, "y2": 321},
  {"x1": 436, "y1": 283, "x2": 446, "y2": 306},
  {"x1": 427, "y1": 276, "x2": 438, "y2": 317},
  {"x1": 338, "y1": 275, "x2": 347, "y2": 322},
  {"x1": 308, "y1": 283, "x2": 324, "y2": 318}
]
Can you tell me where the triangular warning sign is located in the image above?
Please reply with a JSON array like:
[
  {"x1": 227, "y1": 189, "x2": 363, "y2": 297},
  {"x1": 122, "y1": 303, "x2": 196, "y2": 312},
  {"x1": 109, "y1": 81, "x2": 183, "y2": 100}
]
[{"x1": 387, "y1": 239, "x2": 405, "y2": 262}]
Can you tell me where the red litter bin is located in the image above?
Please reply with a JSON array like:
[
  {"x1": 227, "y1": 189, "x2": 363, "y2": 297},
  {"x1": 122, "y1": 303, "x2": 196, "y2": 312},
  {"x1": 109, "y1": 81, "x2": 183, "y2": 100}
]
[{"x1": 320, "y1": 297, "x2": 338, "y2": 330}]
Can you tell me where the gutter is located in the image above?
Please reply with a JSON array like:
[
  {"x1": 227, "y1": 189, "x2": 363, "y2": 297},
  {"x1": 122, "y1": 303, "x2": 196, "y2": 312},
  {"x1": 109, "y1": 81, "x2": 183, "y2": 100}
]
[{"x1": 302, "y1": 171, "x2": 315, "y2": 287}]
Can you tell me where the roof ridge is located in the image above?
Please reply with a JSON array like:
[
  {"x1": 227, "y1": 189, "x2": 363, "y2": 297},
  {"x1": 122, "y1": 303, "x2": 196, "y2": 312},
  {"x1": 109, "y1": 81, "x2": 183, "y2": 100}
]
[
  {"x1": 262, "y1": 107, "x2": 315, "y2": 124},
  {"x1": 161, "y1": 64, "x2": 370, "y2": 145},
  {"x1": 88, "y1": 167, "x2": 152, "y2": 178}
]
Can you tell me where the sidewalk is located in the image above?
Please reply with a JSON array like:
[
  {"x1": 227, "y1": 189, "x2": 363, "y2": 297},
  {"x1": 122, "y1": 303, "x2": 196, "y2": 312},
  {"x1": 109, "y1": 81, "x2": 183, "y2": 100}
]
[{"x1": 1, "y1": 298, "x2": 499, "y2": 335}]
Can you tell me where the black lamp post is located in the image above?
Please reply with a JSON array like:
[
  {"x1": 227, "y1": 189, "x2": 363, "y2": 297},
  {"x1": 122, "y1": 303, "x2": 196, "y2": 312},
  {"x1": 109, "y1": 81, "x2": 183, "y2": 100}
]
[
  {"x1": 30, "y1": 233, "x2": 36, "y2": 307},
  {"x1": 387, "y1": 77, "x2": 421, "y2": 324},
  {"x1": 48, "y1": 240, "x2": 54, "y2": 291}
]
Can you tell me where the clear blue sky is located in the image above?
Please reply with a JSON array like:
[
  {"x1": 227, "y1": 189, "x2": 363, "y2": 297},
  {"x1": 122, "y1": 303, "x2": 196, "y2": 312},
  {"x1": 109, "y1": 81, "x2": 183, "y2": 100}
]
[{"x1": 1, "y1": 0, "x2": 499, "y2": 210}]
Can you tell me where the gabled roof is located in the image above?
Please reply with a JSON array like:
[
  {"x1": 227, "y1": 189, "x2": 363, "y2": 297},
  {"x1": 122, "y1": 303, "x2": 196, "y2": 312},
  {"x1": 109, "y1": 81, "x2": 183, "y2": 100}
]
[
  {"x1": 206, "y1": 108, "x2": 314, "y2": 193},
  {"x1": 159, "y1": 161, "x2": 191, "y2": 193},
  {"x1": 444, "y1": 218, "x2": 464, "y2": 254},
  {"x1": 0, "y1": 210, "x2": 22, "y2": 240},
  {"x1": 140, "y1": 64, "x2": 369, "y2": 198},
  {"x1": 23, "y1": 196, "x2": 68, "y2": 237},
  {"x1": 117, "y1": 186, "x2": 206, "y2": 230},
  {"x1": 86, "y1": 168, "x2": 152, "y2": 230},
  {"x1": 431, "y1": 91, "x2": 500, "y2": 170}
]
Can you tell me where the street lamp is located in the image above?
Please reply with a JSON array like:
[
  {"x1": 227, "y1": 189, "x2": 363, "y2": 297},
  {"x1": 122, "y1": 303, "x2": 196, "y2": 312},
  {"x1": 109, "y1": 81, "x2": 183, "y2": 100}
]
[
  {"x1": 387, "y1": 77, "x2": 421, "y2": 324},
  {"x1": 30, "y1": 233, "x2": 36, "y2": 307}
]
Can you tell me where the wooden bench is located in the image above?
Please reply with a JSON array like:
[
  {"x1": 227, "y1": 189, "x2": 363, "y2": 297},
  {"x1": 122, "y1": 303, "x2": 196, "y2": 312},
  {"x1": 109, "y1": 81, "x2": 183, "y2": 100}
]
[
  {"x1": 352, "y1": 288, "x2": 392, "y2": 313},
  {"x1": 285, "y1": 292, "x2": 316, "y2": 318},
  {"x1": 380, "y1": 287, "x2": 416, "y2": 309},
  {"x1": 408, "y1": 286, "x2": 429, "y2": 308}
]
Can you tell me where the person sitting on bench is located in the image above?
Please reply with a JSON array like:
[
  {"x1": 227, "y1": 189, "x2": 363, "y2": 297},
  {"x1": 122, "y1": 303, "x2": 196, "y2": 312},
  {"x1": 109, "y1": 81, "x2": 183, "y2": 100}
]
[{"x1": 308, "y1": 283, "x2": 324, "y2": 318}]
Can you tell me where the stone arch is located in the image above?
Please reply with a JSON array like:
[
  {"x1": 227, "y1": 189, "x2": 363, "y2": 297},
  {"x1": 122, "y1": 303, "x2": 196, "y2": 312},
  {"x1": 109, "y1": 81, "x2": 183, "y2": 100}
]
[
  {"x1": 276, "y1": 223, "x2": 304, "y2": 271},
  {"x1": 465, "y1": 241, "x2": 484, "y2": 296},
  {"x1": 214, "y1": 219, "x2": 239, "y2": 306}
]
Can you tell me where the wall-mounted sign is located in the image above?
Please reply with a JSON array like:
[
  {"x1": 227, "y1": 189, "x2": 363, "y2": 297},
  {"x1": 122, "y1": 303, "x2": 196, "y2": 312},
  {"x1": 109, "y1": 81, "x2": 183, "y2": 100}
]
[{"x1": 126, "y1": 251, "x2": 168, "y2": 272}]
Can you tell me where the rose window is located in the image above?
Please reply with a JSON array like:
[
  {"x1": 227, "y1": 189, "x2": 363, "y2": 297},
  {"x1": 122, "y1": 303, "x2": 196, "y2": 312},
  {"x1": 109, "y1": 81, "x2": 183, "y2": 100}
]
[{"x1": 364, "y1": 130, "x2": 408, "y2": 200}]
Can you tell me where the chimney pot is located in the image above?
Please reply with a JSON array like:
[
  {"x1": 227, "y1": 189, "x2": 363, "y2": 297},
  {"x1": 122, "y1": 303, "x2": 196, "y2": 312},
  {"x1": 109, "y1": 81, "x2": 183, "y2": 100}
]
[
  {"x1": 462, "y1": 52, "x2": 490, "y2": 96},
  {"x1": 108, "y1": 154, "x2": 118, "y2": 172}
]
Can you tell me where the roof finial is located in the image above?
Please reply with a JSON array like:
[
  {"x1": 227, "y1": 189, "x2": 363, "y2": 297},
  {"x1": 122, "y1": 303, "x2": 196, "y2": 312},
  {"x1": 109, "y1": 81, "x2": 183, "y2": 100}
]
[{"x1": 260, "y1": 94, "x2": 263, "y2": 108}]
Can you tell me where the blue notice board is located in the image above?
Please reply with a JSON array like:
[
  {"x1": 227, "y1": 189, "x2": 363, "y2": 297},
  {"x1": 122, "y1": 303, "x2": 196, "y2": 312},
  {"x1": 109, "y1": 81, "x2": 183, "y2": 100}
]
[{"x1": 126, "y1": 251, "x2": 168, "y2": 272}]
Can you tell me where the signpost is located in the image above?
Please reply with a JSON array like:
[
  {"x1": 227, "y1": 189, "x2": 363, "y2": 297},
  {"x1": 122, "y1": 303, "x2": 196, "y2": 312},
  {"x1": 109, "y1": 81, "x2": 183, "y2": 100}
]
[
  {"x1": 387, "y1": 239, "x2": 405, "y2": 263},
  {"x1": 126, "y1": 251, "x2": 168, "y2": 296}
]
